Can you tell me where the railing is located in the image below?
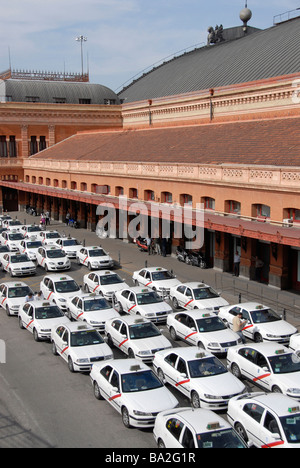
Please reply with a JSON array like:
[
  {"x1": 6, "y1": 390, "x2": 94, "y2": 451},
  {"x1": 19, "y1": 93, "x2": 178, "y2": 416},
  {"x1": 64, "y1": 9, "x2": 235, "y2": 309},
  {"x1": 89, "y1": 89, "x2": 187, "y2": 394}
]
[{"x1": 273, "y1": 8, "x2": 300, "y2": 25}]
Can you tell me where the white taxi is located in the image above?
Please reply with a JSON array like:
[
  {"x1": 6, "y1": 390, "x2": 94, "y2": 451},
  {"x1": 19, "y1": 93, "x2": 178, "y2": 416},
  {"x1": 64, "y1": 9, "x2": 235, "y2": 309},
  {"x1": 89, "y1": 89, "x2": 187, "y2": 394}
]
[
  {"x1": 19, "y1": 239, "x2": 43, "y2": 261},
  {"x1": 154, "y1": 407, "x2": 248, "y2": 448},
  {"x1": 0, "y1": 244, "x2": 10, "y2": 264},
  {"x1": 51, "y1": 322, "x2": 113, "y2": 373},
  {"x1": 227, "y1": 392, "x2": 300, "y2": 448},
  {"x1": 66, "y1": 294, "x2": 120, "y2": 331},
  {"x1": 1, "y1": 253, "x2": 36, "y2": 277},
  {"x1": 40, "y1": 274, "x2": 83, "y2": 313},
  {"x1": 83, "y1": 270, "x2": 129, "y2": 301},
  {"x1": 3, "y1": 219, "x2": 24, "y2": 231},
  {"x1": 289, "y1": 334, "x2": 300, "y2": 356},
  {"x1": 20, "y1": 224, "x2": 42, "y2": 238},
  {"x1": 113, "y1": 286, "x2": 173, "y2": 323},
  {"x1": 132, "y1": 267, "x2": 181, "y2": 298},
  {"x1": 90, "y1": 359, "x2": 179, "y2": 428},
  {"x1": 170, "y1": 282, "x2": 229, "y2": 313},
  {"x1": 36, "y1": 246, "x2": 71, "y2": 272},
  {"x1": 227, "y1": 343, "x2": 300, "y2": 399},
  {"x1": 105, "y1": 316, "x2": 172, "y2": 363},
  {"x1": 0, "y1": 231, "x2": 25, "y2": 251},
  {"x1": 55, "y1": 237, "x2": 82, "y2": 258},
  {"x1": 19, "y1": 300, "x2": 70, "y2": 341},
  {"x1": 167, "y1": 310, "x2": 242, "y2": 355},
  {"x1": 218, "y1": 302, "x2": 297, "y2": 344},
  {"x1": 153, "y1": 347, "x2": 246, "y2": 410},
  {"x1": 0, "y1": 281, "x2": 34, "y2": 316},
  {"x1": 39, "y1": 230, "x2": 63, "y2": 246},
  {"x1": 76, "y1": 246, "x2": 114, "y2": 270}
]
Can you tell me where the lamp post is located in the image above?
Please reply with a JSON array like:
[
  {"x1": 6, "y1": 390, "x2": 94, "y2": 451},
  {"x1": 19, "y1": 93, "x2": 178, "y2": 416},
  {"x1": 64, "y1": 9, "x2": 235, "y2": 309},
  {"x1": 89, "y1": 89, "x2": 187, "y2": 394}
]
[{"x1": 76, "y1": 35, "x2": 87, "y2": 76}]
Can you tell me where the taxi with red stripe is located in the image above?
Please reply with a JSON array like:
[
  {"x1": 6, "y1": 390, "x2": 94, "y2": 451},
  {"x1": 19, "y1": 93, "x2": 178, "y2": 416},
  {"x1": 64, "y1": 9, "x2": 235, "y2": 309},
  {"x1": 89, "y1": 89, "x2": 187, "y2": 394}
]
[
  {"x1": 90, "y1": 359, "x2": 179, "y2": 428},
  {"x1": 76, "y1": 246, "x2": 114, "y2": 270},
  {"x1": 66, "y1": 293, "x2": 120, "y2": 331},
  {"x1": 227, "y1": 343, "x2": 300, "y2": 399},
  {"x1": 113, "y1": 286, "x2": 173, "y2": 323},
  {"x1": 83, "y1": 270, "x2": 129, "y2": 302},
  {"x1": 167, "y1": 310, "x2": 242, "y2": 355},
  {"x1": 40, "y1": 274, "x2": 84, "y2": 313},
  {"x1": 38, "y1": 230, "x2": 63, "y2": 246},
  {"x1": 218, "y1": 302, "x2": 297, "y2": 344},
  {"x1": 0, "y1": 281, "x2": 34, "y2": 316},
  {"x1": 227, "y1": 392, "x2": 300, "y2": 448},
  {"x1": 132, "y1": 267, "x2": 181, "y2": 298},
  {"x1": 153, "y1": 347, "x2": 246, "y2": 410},
  {"x1": 170, "y1": 282, "x2": 229, "y2": 313},
  {"x1": 51, "y1": 322, "x2": 113, "y2": 373},
  {"x1": 18, "y1": 300, "x2": 70, "y2": 341},
  {"x1": 105, "y1": 316, "x2": 172, "y2": 363}
]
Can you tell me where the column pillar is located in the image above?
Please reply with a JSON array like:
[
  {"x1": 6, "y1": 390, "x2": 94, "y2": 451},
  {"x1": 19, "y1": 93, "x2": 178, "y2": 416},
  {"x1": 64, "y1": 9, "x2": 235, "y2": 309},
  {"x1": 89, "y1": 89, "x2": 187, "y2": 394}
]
[{"x1": 21, "y1": 125, "x2": 29, "y2": 158}]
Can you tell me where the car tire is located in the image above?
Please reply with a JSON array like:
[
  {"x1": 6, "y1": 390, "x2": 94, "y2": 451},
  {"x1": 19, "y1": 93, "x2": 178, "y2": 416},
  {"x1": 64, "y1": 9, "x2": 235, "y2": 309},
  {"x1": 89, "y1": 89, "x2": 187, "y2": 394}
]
[
  {"x1": 157, "y1": 368, "x2": 166, "y2": 384},
  {"x1": 157, "y1": 439, "x2": 166, "y2": 449},
  {"x1": 122, "y1": 407, "x2": 131, "y2": 428},
  {"x1": 169, "y1": 327, "x2": 178, "y2": 341},
  {"x1": 33, "y1": 329, "x2": 40, "y2": 342},
  {"x1": 128, "y1": 348, "x2": 135, "y2": 359},
  {"x1": 106, "y1": 334, "x2": 114, "y2": 348},
  {"x1": 68, "y1": 357, "x2": 75, "y2": 373},
  {"x1": 93, "y1": 381, "x2": 104, "y2": 400},
  {"x1": 272, "y1": 385, "x2": 283, "y2": 394},
  {"x1": 172, "y1": 297, "x2": 179, "y2": 310},
  {"x1": 19, "y1": 317, "x2": 25, "y2": 329},
  {"x1": 231, "y1": 363, "x2": 242, "y2": 379},
  {"x1": 235, "y1": 422, "x2": 248, "y2": 442},
  {"x1": 254, "y1": 333, "x2": 263, "y2": 343},
  {"x1": 52, "y1": 341, "x2": 58, "y2": 356},
  {"x1": 191, "y1": 391, "x2": 201, "y2": 409}
]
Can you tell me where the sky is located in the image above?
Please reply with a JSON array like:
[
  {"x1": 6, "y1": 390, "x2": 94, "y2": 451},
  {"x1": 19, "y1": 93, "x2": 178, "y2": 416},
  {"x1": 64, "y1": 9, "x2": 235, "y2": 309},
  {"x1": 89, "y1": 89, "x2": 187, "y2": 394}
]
[{"x1": 0, "y1": 0, "x2": 299, "y2": 93}]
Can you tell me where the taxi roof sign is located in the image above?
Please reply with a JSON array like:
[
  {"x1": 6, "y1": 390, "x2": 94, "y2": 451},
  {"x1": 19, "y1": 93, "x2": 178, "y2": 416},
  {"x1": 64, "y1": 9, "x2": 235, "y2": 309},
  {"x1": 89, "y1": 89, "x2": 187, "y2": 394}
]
[
  {"x1": 207, "y1": 422, "x2": 220, "y2": 430},
  {"x1": 288, "y1": 406, "x2": 300, "y2": 413}
]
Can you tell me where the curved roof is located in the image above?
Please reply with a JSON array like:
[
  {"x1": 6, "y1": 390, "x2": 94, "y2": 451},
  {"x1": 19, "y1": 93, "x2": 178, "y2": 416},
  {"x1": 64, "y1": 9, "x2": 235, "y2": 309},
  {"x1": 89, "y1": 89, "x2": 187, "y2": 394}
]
[
  {"x1": 118, "y1": 17, "x2": 300, "y2": 102},
  {"x1": 0, "y1": 79, "x2": 120, "y2": 105}
]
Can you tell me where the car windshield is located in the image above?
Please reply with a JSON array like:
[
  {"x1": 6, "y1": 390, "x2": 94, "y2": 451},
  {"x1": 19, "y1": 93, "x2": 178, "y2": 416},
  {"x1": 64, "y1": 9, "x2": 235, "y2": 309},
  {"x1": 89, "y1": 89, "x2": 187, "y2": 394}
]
[
  {"x1": 35, "y1": 306, "x2": 64, "y2": 320},
  {"x1": 8, "y1": 286, "x2": 32, "y2": 298},
  {"x1": 0, "y1": 246, "x2": 9, "y2": 252},
  {"x1": 128, "y1": 322, "x2": 161, "y2": 340},
  {"x1": 188, "y1": 356, "x2": 228, "y2": 378},
  {"x1": 151, "y1": 270, "x2": 174, "y2": 281},
  {"x1": 27, "y1": 226, "x2": 41, "y2": 232},
  {"x1": 193, "y1": 287, "x2": 219, "y2": 300},
  {"x1": 196, "y1": 316, "x2": 227, "y2": 333},
  {"x1": 46, "y1": 233, "x2": 61, "y2": 239},
  {"x1": 280, "y1": 413, "x2": 300, "y2": 444},
  {"x1": 136, "y1": 291, "x2": 163, "y2": 305},
  {"x1": 250, "y1": 308, "x2": 281, "y2": 324},
  {"x1": 71, "y1": 329, "x2": 104, "y2": 347},
  {"x1": 54, "y1": 280, "x2": 80, "y2": 293},
  {"x1": 63, "y1": 239, "x2": 79, "y2": 246},
  {"x1": 121, "y1": 370, "x2": 163, "y2": 393},
  {"x1": 9, "y1": 221, "x2": 22, "y2": 226},
  {"x1": 47, "y1": 250, "x2": 66, "y2": 258},
  {"x1": 89, "y1": 249, "x2": 106, "y2": 257},
  {"x1": 27, "y1": 241, "x2": 42, "y2": 249},
  {"x1": 100, "y1": 274, "x2": 123, "y2": 285},
  {"x1": 9, "y1": 234, "x2": 23, "y2": 240},
  {"x1": 197, "y1": 428, "x2": 247, "y2": 448},
  {"x1": 11, "y1": 255, "x2": 30, "y2": 263},
  {"x1": 268, "y1": 353, "x2": 300, "y2": 374},
  {"x1": 83, "y1": 298, "x2": 111, "y2": 311}
]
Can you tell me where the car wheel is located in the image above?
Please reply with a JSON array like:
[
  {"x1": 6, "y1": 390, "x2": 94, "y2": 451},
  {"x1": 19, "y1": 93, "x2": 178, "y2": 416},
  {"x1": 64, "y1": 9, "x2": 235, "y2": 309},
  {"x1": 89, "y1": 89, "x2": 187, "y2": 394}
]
[
  {"x1": 254, "y1": 333, "x2": 263, "y2": 343},
  {"x1": 172, "y1": 297, "x2": 179, "y2": 310},
  {"x1": 235, "y1": 422, "x2": 248, "y2": 442},
  {"x1": 84, "y1": 283, "x2": 89, "y2": 293},
  {"x1": 197, "y1": 341, "x2": 205, "y2": 350},
  {"x1": 116, "y1": 301, "x2": 124, "y2": 314},
  {"x1": 33, "y1": 329, "x2": 40, "y2": 342},
  {"x1": 52, "y1": 341, "x2": 58, "y2": 356},
  {"x1": 88, "y1": 263, "x2": 92, "y2": 271},
  {"x1": 19, "y1": 317, "x2": 25, "y2": 329},
  {"x1": 272, "y1": 385, "x2": 283, "y2": 394},
  {"x1": 106, "y1": 334, "x2": 114, "y2": 348},
  {"x1": 157, "y1": 368, "x2": 166, "y2": 384},
  {"x1": 6, "y1": 306, "x2": 11, "y2": 317},
  {"x1": 169, "y1": 327, "x2": 178, "y2": 341},
  {"x1": 93, "y1": 381, "x2": 104, "y2": 400},
  {"x1": 157, "y1": 439, "x2": 166, "y2": 449},
  {"x1": 231, "y1": 363, "x2": 242, "y2": 379},
  {"x1": 191, "y1": 391, "x2": 201, "y2": 409},
  {"x1": 122, "y1": 407, "x2": 131, "y2": 428},
  {"x1": 128, "y1": 348, "x2": 135, "y2": 359},
  {"x1": 68, "y1": 357, "x2": 75, "y2": 373}
]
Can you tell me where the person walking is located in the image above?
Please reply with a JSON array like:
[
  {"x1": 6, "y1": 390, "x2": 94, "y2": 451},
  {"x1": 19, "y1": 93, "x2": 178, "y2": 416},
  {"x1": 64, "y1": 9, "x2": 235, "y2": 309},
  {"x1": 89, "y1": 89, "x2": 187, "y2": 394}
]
[
  {"x1": 232, "y1": 312, "x2": 247, "y2": 344},
  {"x1": 233, "y1": 251, "x2": 240, "y2": 277}
]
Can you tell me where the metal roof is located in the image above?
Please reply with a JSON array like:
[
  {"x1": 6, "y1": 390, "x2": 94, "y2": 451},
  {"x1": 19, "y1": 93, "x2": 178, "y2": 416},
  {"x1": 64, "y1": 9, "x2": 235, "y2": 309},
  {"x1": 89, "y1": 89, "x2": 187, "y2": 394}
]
[
  {"x1": 0, "y1": 79, "x2": 120, "y2": 105},
  {"x1": 118, "y1": 17, "x2": 300, "y2": 102}
]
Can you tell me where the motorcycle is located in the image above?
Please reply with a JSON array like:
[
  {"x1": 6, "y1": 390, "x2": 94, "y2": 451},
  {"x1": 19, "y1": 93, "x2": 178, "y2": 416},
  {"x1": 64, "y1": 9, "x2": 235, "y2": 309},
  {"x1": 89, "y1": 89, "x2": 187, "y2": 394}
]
[
  {"x1": 186, "y1": 250, "x2": 206, "y2": 269},
  {"x1": 176, "y1": 246, "x2": 189, "y2": 263},
  {"x1": 136, "y1": 236, "x2": 149, "y2": 252}
]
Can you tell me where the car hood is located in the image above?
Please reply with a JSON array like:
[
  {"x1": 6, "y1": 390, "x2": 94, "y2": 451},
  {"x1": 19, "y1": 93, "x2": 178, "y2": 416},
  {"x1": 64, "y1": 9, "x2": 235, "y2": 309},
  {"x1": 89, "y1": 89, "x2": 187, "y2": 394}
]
[
  {"x1": 154, "y1": 279, "x2": 181, "y2": 289},
  {"x1": 192, "y1": 371, "x2": 245, "y2": 396},
  {"x1": 101, "y1": 283, "x2": 129, "y2": 294},
  {"x1": 73, "y1": 342, "x2": 112, "y2": 359},
  {"x1": 255, "y1": 320, "x2": 297, "y2": 336},
  {"x1": 36, "y1": 316, "x2": 70, "y2": 329},
  {"x1": 194, "y1": 297, "x2": 229, "y2": 309},
  {"x1": 124, "y1": 385, "x2": 178, "y2": 413},
  {"x1": 83, "y1": 308, "x2": 120, "y2": 322},
  {"x1": 11, "y1": 261, "x2": 35, "y2": 268},
  {"x1": 198, "y1": 327, "x2": 240, "y2": 343},
  {"x1": 138, "y1": 302, "x2": 173, "y2": 313},
  {"x1": 132, "y1": 334, "x2": 172, "y2": 351},
  {"x1": 274, "y1": 372, "x2": 300, "y2": 391}
]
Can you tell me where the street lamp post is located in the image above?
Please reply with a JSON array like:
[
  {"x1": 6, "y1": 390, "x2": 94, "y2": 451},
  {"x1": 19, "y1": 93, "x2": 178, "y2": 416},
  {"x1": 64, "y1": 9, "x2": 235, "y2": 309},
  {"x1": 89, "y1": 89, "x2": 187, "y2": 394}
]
[{"x1": 76, "y1": 35, "x2": 87, "y2": 76}]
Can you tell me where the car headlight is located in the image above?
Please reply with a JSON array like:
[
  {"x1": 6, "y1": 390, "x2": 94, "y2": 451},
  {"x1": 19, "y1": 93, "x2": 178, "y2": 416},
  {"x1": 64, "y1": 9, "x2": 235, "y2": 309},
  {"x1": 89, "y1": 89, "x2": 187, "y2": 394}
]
[
  {"x1": 133, "y1": 410, "x2": 153, "y2": 416},
  {"x1": 287, "y1": 388, "x2": 300, "y2": 395},
  {"x1": 145, "y1": 313, "x2": 155, "y2": 317},
  {"x1": 58, "y1": 298, "x2": 67, "y2": 303},
  {"x1": 266, "y1": 334, "x2": 278, "y2": 338},
  {"x1": 77, "y1": 358, "x2": 89, "y2": 364},
  {"x1": 208, "y1": 342, "x2": 220, "y2": 348},
  {"x1": 138, "y1": 350, "x2": 152, "y2": 356},
  {"x1": 49, "y1": 262, "x2": 56, "y2": 266},
  {"x1": 204, "y1": 394, "x2": 220, "y2": 400}
]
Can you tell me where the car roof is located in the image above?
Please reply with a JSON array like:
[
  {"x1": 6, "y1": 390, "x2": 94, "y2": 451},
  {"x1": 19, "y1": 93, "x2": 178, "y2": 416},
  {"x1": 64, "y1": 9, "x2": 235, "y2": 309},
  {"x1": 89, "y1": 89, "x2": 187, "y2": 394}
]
[
  {"x1": 231, "y1": 302, "x2": 270, "y2": 311},
  {"x1": 144, "y1": 267, "x2": 168, "y2": 272},
  {"x1": 128, "y1": 286, "x2": 152, "y2": 293},
  {"x1": 106, "y1": 358, "x2": 150, "y2": 374},
  {"x1": 237, "y1": 342, "x2": 290, "y2": 356},
  {"x1": 174, "y1": 309, "x2": 216, "y2": 319},
  {"x1": 118, "y1": 316, "x2": 149, "y2": 325},
  {"x1": 61, "y1": 322, "x2": 95, "y2": 333},
  {"x1": 240, "y1": 393, "x2": 300, "y2": 418},
  {"x1": 161, "y1": 408, "x2": 230, "y2": 432},
  {"x1": 158, "y1": 346, "x2": 212, "y2": 361},
  {"x1": 4, "y1": 281, "x2": 28, "y2": 287},
  {"x1": 45, "y1": 274, "x2": 74, "y2": 280},
  {"x1": 179, "y1": 282, "x2": 210, "y2": 289}
]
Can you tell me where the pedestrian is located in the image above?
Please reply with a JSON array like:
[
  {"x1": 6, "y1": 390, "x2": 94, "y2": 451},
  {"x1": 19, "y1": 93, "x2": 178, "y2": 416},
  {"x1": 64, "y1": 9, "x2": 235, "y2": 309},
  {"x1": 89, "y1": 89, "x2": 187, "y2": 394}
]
[
  {"x1": 45, "y1": 210, "x2": 50, "y2": 226},
  {"x1": 233, "y1": 250, "x2": 240, "y2": 277},
  {"x1": 146, "y1": 236, "x2": 152, "y2": 255},
  {"x1": 65, "y1": 212, "x2": 71, "y2": 226},
  {"x1": 40, "y1": 213, "x2": 46, "y2": 229},
  {"x1": 35, "y1": 291, "x2": 44, "y2": 300},
  {"x1": 155, "y1": 237, "x2": 161, "y2": 256},
  {"x1": 232, "y1": 312, "x2": 247, "y2": 344},
  {"x1": 161, "y1": 238, "x2": 167, "y2": 257},
  {"x1": 254, "y1": 256, "x2": 264, "y2": 282},
  {"x1": 25, "y1": 292, "x2": 34, "y2": 303}
]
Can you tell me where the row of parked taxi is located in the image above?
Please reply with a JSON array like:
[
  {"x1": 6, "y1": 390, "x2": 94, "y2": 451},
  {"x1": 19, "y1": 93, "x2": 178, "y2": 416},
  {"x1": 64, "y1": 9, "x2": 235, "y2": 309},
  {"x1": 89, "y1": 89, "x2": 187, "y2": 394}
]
[{"x1": 1, "y1": 215, "x2": 300, "y2": 448}]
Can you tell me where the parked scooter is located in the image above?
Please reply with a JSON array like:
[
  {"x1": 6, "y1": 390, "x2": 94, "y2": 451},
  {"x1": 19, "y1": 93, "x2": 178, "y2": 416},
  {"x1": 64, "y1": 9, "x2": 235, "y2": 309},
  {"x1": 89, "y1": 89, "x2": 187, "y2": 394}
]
[
  {"x1": 186, "y1": 250, "x2": 206, "y2": 269},
  {"x1": 136, "y1": 236, "x2": 148, "y2": 252},
  {"x1": 176, "y1": 246, "x2": 189, "y2": 263}
]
